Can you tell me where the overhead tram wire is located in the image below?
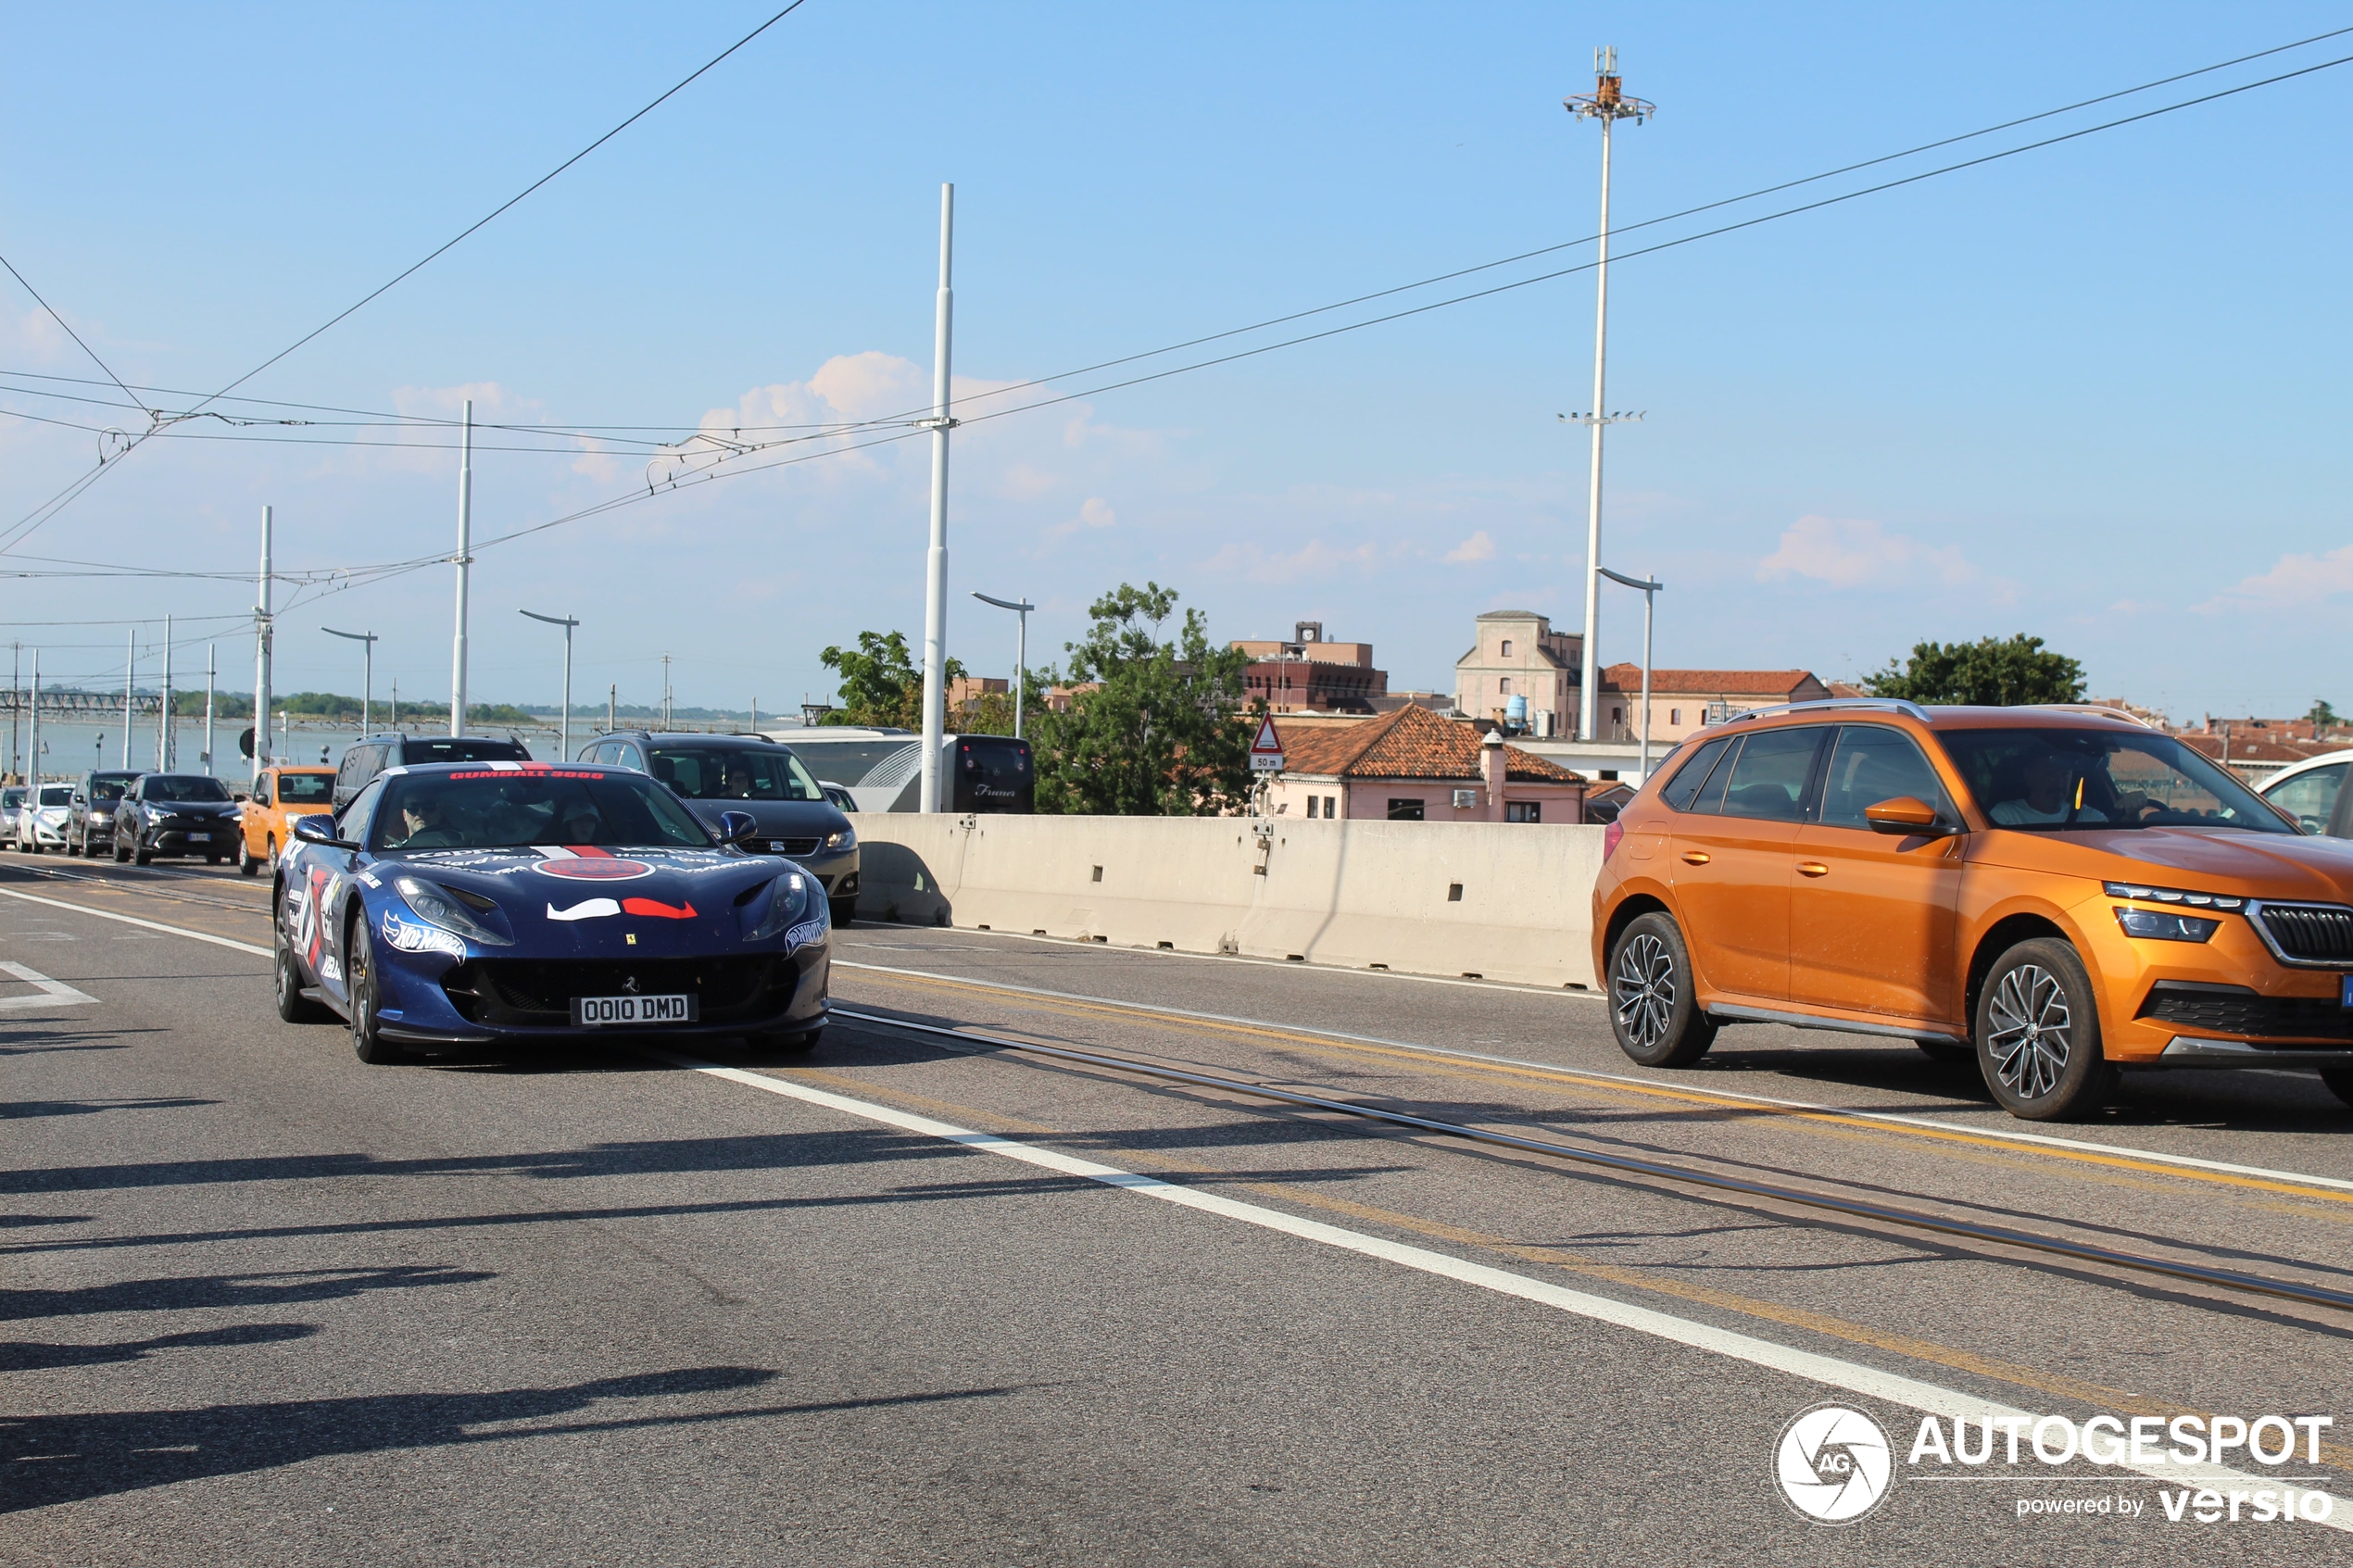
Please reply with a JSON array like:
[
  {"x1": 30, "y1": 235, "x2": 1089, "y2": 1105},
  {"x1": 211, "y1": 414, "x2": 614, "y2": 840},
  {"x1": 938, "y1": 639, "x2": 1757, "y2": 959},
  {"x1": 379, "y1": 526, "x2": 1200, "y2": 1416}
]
[
  {"x1": 773, "y1": 20, "x2": 2353, "y2": 437},
  {"x1": 8, "y1": 23, "x2": 2346, "y2": 467},
  {"x1": 14, "y1": 33, "x2": 2349, "y2": 596},
  {"x1": 247, "y1": 36, "x2": 2353, "y2": 602},
  {"x1": 0, "y1": 0, "x2": 814, "y2": 557}
]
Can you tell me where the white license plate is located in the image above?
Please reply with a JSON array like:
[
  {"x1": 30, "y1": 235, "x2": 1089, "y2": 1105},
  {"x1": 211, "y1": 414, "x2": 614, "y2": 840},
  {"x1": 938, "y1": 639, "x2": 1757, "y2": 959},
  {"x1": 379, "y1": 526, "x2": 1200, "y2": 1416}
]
[{"x1": 571, "y1": 993, "x2": 698, "y2": 1026}]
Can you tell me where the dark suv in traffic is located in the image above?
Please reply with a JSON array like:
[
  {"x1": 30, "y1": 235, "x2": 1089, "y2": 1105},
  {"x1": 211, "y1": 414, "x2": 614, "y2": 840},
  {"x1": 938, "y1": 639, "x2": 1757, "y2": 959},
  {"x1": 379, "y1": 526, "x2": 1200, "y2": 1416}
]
[
  {"x1": 68, "y1": 770, "x2": 143, "y2": 858},
  {"x1": 331, "y1": 733, "x2": 534, "y2": 812},
  {"x1": 113, "y1": 772, "x2": 242, "y2": 864},
  {"x1": 584, "y1": 732, "x2": 860, "y2": 926}
]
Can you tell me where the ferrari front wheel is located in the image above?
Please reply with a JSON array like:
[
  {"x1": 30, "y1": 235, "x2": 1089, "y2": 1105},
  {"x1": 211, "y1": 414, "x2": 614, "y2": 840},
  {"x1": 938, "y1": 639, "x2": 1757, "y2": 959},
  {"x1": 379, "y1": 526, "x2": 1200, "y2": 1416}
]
[{"x1": 346, "y1": 920, "x2": 408, "y2": 1065}]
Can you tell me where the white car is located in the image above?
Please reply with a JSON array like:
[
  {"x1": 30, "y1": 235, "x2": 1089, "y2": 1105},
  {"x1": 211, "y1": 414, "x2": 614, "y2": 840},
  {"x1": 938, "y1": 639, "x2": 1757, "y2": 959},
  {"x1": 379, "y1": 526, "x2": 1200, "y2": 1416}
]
[
  {"x1": 2257, "y1": 747, "x2": 2353, "y2": 836},
  {"x1": 0, "y1": 786, "x2": 22, "y2": 849},
  {"x1": 16, "y1": 784, "x2": 72, "y2": 853}
]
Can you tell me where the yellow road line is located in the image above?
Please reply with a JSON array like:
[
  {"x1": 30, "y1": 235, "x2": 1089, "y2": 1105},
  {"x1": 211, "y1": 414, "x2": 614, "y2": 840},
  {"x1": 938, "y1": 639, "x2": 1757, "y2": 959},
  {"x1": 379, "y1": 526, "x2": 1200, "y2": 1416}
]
[{"x1": 843, "y1": 966, "x2": 2353, "y2": 1208}]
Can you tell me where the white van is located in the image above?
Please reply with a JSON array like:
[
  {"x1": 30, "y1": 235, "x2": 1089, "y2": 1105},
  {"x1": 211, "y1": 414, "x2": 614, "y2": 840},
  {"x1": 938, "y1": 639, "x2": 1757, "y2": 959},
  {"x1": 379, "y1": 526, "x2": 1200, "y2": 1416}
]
[{"x1": 764, "y1": 728, "x2": 1035, "y2": 814}]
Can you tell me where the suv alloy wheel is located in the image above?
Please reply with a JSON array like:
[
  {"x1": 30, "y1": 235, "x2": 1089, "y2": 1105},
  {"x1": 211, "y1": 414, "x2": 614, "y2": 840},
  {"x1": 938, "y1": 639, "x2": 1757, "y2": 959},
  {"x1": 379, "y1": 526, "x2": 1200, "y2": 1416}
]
[
  {"x1": 1607, "y1": 911, "x2": 1718, "y2": 1068},
  {"x1": 1976, "y1": 937, "x2": 2113, "y2": 1121}
]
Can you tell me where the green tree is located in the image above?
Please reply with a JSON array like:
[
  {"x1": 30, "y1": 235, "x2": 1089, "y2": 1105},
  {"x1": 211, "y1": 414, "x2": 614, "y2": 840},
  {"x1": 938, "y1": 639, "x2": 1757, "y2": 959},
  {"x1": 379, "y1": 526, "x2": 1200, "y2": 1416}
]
[
  {"x1": 2310, "y1": 699, "x2": 2340, "y2": 730},
  {"x1": 1865, "y1": 634, "x2": 2085, "y2": 707},
  {"x1": 1028, "y1": 582, "x2": 1254, "y2": 815},
  {"x1": 817, "y1": 630, "x2": 964, "y2": 729}
]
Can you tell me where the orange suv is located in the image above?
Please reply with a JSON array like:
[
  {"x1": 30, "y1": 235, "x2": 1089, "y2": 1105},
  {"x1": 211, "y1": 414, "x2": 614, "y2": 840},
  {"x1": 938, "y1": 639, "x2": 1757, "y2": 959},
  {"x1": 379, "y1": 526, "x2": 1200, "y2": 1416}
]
[{"x1": 1592, "y1": 700, "x2": 2353, "y2": 1120}]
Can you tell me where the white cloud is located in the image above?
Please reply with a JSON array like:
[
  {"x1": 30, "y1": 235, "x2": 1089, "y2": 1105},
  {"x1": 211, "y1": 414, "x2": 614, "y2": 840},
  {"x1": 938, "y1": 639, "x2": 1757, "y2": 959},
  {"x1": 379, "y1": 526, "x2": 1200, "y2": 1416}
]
[
  {"x1": 1042, "y1": 495, "x2": 1117, "y2": 540},
  {"x1": 2195, "y1": 544, "x2": 2353, "y2": 613},
  {"x1": 1755, "y1": 515, "x2": 1978, "y2": 589},
  {"x1": 1443, "y1": 529, "x2": 1495, "y2": 563}
]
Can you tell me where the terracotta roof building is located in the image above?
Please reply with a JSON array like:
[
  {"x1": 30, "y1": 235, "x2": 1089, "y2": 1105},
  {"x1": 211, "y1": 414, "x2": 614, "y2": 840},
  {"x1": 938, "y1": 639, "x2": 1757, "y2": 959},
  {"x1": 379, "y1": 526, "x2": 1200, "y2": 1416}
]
[
  {"x1": 1230, "y1": 621, "x2": 1389, "y2": 714},
  {"x1": 1593, "y1": 664, "x2": 1831, "y2": 746},
  {"x1": 1265, "y1": 704, "x2": 1585, "y2": 824},
  {"x1": 1454, "y1": 610, "x2": 1582, "y2": 735}
]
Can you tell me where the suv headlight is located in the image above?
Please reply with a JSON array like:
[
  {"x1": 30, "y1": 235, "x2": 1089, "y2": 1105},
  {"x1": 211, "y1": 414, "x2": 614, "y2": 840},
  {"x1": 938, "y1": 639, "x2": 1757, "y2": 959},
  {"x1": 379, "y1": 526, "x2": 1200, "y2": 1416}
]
[
  {"x1": 394, "y1": 877, "x2": 513, "y2": 947},
  {"x1": 824, "y1": 826, "x2": 855, "y2": 851},
  {"x1": 748, "y1": 871, "x2": 818, "y2": 941},
  {"x1": 2114, "y1": 906, "x2": 2221, "y2": 943}
]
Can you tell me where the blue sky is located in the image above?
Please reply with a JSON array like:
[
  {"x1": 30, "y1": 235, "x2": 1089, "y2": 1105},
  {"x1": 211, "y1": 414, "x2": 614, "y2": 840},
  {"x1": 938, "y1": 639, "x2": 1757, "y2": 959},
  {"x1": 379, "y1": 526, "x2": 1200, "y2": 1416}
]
[{"x1": 3, "y1": 2, "x2": 2348, "y2": 723}]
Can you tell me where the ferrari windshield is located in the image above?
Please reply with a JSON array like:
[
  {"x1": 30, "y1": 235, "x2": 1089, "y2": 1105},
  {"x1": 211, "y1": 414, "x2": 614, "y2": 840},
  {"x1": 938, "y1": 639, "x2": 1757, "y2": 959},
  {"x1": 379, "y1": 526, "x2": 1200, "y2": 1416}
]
[
  {"x1": 373, "y1": 770, "x2": 712, "y2": 851},
  {"x1": 1939, "y1": 729, "x2": 2293, "y2": 834}
]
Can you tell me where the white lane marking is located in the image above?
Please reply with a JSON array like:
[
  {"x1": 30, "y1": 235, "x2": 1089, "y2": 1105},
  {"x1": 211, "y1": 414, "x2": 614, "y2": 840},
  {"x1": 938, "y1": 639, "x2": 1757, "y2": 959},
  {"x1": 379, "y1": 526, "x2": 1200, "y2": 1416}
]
[
  {"x1": 858, "y1": 926, "x2": 1604, "y2": 998},
  {"x1": 0, "y1": 960, "x2": 95, "y2": 1010},
  {"x1": 662, "y1": 1051, "x2": 2353, "y2": 1530},
  {"x1": 0, "y1": 886, "x2": 271, "y2": 957},
  {"x1": 834, "y1": 960, "x2": 2353, "y2": 1195}
]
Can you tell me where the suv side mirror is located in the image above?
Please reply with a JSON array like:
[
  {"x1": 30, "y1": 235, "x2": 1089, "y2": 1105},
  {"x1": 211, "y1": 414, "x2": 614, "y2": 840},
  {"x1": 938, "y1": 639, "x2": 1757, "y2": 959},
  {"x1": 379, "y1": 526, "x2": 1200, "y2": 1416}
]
[
  {"x1": 1864, "y1": 796, "x2": 1946, "y2": 834},
  {"x1": 716, "y1": 809, "x2": 759, "y2": 845}
]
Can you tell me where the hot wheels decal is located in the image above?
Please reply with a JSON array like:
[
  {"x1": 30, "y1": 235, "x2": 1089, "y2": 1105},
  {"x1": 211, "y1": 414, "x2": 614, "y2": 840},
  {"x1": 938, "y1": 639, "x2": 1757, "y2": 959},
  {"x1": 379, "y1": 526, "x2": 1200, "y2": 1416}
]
[
  {"x1": 383, "y1": 909, "x2": 466, "y2": 959},
  {"x1": 783, "y1": 918, "x2": 827, "y2": 953}
]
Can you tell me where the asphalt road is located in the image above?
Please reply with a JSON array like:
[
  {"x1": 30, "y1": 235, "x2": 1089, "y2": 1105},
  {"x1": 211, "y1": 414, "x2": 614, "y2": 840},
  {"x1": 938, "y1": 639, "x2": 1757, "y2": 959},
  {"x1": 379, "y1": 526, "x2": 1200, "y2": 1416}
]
[{"x1": 6, "y1": 856, "x2": 2351, "y2": 1565}]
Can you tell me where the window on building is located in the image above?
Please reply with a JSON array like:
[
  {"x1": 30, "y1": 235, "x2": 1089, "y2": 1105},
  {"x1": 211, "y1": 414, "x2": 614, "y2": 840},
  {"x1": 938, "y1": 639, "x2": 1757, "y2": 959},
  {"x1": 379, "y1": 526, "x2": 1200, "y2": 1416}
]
[
  {"x1": 1500, "y1": 639, "x2": 1513, "y2": 657},
  {"x1": 1325, "y1": 795, "x2": 1337, "y2": 817},
  {"x1": 1305, "y1": 796, "x2": 1320, "y2": 819},
  {"x1": 1506, "y1": 801, "x2": 1541, "y2": 823},
  {"x1": 1612, "y1": 707, "x2": 1623, "y2": 722},
  {"x1": 1670, "y1": 708, "x2": 1681, "y2": 725},
  {"x1": 1387, "y1": 798, "x2": 1425, "y2": 822},
  {"x1": 1498, "y1": 677, "x2": 1511, "y2": 695}
]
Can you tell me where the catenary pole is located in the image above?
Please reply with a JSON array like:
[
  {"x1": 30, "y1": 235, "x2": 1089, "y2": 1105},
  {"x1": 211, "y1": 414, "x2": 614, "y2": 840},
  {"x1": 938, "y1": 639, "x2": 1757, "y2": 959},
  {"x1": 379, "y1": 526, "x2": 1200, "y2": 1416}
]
[
  {"x1": 451, "y1": 397, "x2": 472, "y2": 736},
  {"x1": 28, "y1": 653, "x2": 39, "y2": 786},
  {"x1": 918, "y1": 182, "x2": 956, "y2": 813},
  {"x1": 9, "y1": 642, "x2": 18, "y2": 783},
  {"x1": 1567, "y1": 51, "x2": 1651, "y2": 742},
  {"x1": 254, "y1": 506, "x2": 273, "y2": 783},
  {"x1": 204, "y1": 644, "x2": 216, "y2": 775},
  {"x1": 157, "y1": 615, "x2": 172, "y2": 769},
  {"x1": 122, "y1": 629, "x2": 133, "y2": 768}
]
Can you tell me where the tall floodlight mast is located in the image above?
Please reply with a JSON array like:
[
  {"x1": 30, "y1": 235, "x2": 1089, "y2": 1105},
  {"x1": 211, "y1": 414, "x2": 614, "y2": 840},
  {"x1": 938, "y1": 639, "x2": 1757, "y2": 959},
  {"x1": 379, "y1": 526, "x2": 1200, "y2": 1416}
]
[{"x1": 1565, "y1": 48, "x2": 1653, "y2": 742}]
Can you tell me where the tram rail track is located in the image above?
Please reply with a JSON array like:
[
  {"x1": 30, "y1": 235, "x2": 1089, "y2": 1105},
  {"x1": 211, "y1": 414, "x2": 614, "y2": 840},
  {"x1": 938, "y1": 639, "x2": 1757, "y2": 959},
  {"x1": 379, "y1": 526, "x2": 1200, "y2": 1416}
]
[{"x1": 831, "y1": 1003, "x2": 2353, "y2": 1320}]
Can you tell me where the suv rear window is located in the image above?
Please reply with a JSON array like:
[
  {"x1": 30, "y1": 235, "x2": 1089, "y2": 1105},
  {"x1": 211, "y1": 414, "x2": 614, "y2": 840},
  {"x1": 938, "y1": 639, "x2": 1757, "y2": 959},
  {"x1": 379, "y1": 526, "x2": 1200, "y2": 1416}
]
[
  {"x1": 402, "y1": 738, "x2": 531, "y2": 765},
  {"x1": 278, "y1": 772, "x2": 333, "y2": 804}
]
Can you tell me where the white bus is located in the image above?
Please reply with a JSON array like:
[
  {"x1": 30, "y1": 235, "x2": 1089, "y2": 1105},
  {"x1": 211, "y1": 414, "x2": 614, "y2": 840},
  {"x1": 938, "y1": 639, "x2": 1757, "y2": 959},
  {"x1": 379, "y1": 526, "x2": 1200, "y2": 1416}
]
[{"x1": 765, "y1": 728, "x2": 1036, "y2": 814}]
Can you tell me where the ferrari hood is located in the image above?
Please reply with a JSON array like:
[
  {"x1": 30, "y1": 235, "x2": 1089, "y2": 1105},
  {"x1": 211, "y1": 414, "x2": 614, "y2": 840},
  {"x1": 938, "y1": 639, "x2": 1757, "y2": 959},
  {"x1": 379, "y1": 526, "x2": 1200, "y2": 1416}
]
[{"x1": 380, "y1": 845, "x2": 794, "y2": 952}]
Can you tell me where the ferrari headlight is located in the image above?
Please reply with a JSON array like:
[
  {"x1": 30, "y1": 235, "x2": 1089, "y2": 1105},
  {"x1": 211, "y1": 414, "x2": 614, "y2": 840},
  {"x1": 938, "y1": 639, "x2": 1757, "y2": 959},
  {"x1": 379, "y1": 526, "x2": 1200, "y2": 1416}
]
[
  {"x1": 748, "y1": 872, "x2": 814, "y2": 941},
  {"x1": 394, "y1": 877, "x2": 513, "y2": 947},
  {"x1": 824, "y1": 826, "x2": 855, "y2": 851}
]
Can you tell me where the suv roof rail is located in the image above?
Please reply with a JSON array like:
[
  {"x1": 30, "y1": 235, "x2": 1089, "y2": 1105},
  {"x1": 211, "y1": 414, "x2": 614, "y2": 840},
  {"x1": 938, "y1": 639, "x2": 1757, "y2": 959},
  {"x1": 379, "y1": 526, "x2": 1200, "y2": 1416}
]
[
  {"x1": 2033, "y1": 702, "x2": 2161, "y2": 729},
  {"x1": 1716, "y1": 696, "x2": 1933, "y2": 727}
]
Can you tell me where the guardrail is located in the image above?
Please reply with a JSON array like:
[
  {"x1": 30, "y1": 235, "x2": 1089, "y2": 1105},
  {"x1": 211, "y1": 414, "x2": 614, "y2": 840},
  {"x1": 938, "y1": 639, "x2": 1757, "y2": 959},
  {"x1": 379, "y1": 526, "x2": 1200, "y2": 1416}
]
[{"x1": 849, "y1": 813, "x2": 1606, "y2": 990}]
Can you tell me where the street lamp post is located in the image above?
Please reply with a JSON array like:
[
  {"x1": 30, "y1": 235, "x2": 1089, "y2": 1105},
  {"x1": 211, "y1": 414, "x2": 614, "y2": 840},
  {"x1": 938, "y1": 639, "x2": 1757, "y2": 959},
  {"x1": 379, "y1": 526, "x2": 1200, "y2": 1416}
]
[
  {"x1": 1596, "y1": 567, "x2": 1661, "y2": 780},
  {"x1": 321, "y1": 627, "x2": 379, "y2": 734},
  {"x1": 520, "y1": 610, "x2": 580, "y2": 760},
  {"x1": 970, "y1": 592, "x2": 1034, "y2": 740}
]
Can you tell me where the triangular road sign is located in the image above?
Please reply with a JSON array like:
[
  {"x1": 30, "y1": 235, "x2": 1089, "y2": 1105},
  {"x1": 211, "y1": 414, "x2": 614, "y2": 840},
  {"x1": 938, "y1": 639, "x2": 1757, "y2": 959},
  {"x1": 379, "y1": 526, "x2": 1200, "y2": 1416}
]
[{"x1": 1249, "y1": 714, "x2": 1285, "y2": 770}]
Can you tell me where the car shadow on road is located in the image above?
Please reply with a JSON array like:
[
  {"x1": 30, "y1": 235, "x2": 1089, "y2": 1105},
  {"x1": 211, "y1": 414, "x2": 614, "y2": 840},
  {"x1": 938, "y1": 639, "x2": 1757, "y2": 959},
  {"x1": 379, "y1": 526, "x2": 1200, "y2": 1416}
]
[
  {"x1": 0, "y1": 1368, "x2": 1020, "y2": 1514},
  {"x1": 1, "y1": 1264, "x2": 492, "y2": 1324},
  {"x1": 0, "y1": 1097, "x2": 219, "y2": 1119},
  {"x1": 0, "y1": 1321, "x2": 317, "y2": 1372}
]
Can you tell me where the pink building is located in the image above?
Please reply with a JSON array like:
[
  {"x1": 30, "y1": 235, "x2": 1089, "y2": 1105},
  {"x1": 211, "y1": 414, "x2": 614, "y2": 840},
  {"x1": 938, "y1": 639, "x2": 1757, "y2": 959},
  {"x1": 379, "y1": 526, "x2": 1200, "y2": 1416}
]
[{"x1": 1262, "y1": 706, "x2": 1584, "y2": 823}]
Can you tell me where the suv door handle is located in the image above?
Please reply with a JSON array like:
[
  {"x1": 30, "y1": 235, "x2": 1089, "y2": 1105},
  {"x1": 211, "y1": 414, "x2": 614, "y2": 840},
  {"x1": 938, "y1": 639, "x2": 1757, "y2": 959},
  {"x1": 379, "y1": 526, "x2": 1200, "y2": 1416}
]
[
  {"x1": 1680, "y1": 850, "x2": 1711, "y2": 865},
  {"x1": 1798, "y1": 861, "x2": 1830, "y2": 877}
]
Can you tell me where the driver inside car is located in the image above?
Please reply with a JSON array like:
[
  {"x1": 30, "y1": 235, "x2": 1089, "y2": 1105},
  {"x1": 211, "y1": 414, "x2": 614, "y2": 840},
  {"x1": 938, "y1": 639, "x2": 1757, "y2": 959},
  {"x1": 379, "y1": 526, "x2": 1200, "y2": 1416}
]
[{"x1": 1989, "y1": 748, "x2": 2110, "y2": 827}]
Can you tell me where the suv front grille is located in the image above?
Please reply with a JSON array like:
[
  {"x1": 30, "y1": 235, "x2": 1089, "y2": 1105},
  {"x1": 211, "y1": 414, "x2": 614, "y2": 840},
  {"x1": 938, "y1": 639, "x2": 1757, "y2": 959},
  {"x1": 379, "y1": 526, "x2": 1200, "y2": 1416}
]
[
  {"x1": 443, "y1": 956, "x2": 786, "y2": 1027},
  {"x1": 2257, "y1": 903, "x2": 2353, "y2": 965},
  {"x1": 754, "y1": 836, "x2": 822, "y2": 857},
  {"x1": 2138, "y1": 982, "x2": 2353, "y2": 1043}
]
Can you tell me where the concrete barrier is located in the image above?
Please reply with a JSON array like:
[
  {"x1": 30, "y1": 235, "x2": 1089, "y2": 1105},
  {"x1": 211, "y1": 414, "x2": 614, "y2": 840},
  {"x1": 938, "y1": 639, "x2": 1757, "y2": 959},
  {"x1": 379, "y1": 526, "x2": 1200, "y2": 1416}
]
[{"x1": 849, "y1": 813, "x2": 1606, "y2": 990}]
